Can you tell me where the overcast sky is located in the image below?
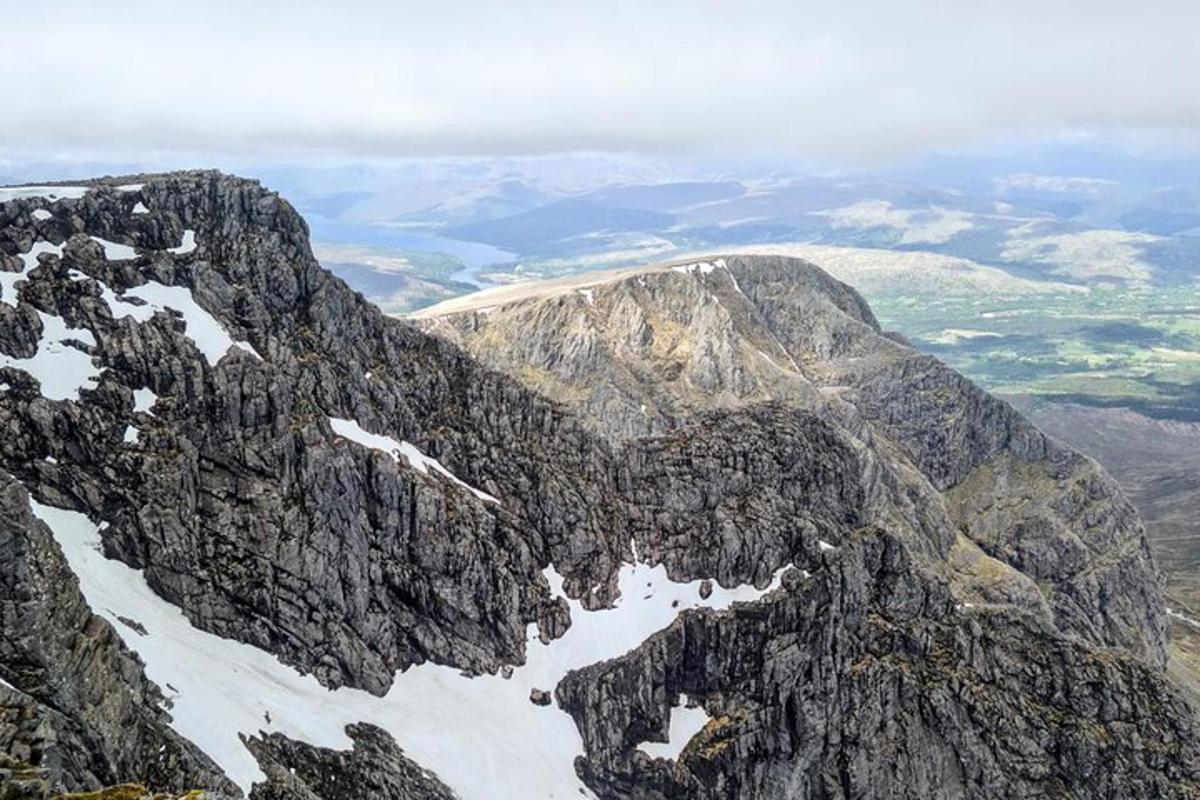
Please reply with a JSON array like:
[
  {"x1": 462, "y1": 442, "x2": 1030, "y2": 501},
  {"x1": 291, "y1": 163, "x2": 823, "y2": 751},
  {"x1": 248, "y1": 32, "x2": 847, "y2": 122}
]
[{"x1": 4, "y1": 0, "x2": 1198, "y2": 163}]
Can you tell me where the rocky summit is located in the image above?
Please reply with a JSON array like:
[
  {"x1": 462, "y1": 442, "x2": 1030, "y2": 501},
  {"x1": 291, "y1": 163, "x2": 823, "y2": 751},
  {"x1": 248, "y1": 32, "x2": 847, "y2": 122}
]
[{"x1": 0, "y1": 172, "x2": 1197, "y2": 799}]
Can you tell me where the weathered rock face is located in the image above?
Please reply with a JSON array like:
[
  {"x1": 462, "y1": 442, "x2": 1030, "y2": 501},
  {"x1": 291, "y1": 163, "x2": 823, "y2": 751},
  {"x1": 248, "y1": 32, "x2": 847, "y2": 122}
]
[
  {"x1": 559, "y1": 530, "x2": 1199, "y2": 800},
  {"x1": 245, "y1": 724, "x2": 454, "y2": 800},
  {"x1": 420, "y1": 254, "x2": 1169, "y2": 669},
  {"x1": 0, "y1": 173, "x2": 627, "y2": 698},
  {"x1": 0, "y1": 473, "x2": 235, "y2": 797},
  {"x1": 0, "y1": 174, "x2": 1195, "y2": 799}
]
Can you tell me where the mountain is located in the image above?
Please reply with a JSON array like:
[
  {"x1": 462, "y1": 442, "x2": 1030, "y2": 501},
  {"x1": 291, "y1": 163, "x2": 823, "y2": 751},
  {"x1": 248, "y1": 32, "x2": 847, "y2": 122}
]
[
  {"x1": 0, "y1": 173, "x2": 1197, "y2": 799},
  {"x1": 1007, "y1": 399, "x2": 1200, "y2": 704}
]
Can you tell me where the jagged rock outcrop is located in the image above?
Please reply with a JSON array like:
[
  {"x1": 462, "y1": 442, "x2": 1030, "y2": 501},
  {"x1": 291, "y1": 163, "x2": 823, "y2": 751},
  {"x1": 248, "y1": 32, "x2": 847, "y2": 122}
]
[
  {"x1": 1, "y1": 173, "x2": 627, "y2": 697},
  {"x1": 244, "y1": 724, "x2": 453, "y2": 800},
  {"x1": 0, "y1": 473, "x2": 235, "y2": 797},
  {"x1": 559, "y1": 529, "x2": 1199, "y2": 799},
  {"x1": 419, "y1": 254, "x2": 1168, "y2": 669},
  {"x1": 0, "y1": 174, "x2": 1195, "y2": 798}
]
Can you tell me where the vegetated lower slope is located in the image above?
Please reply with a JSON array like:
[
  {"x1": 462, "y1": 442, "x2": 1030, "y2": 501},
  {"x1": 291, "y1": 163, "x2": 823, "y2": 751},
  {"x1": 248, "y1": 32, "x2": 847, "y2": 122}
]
[{"x1": 0, "y1": 173, "x2": 1196, "y2": 800}]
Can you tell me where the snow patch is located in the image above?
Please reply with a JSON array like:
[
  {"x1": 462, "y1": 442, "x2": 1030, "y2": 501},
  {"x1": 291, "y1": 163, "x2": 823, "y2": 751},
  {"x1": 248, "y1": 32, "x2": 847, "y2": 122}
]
[
  {"x1": 0, "y1": 312, "x2": 100, "y2": 401},
  {"x1": 31, "y1": 209, "x2": 52, "y2": 221},
  {"x1": 0, "y1": 185, "x2": 89, "y2": 201},
  {"x1": 329, "y1": 417, "x2": 499, "y2": 504},
  {"x1": 123, "y1": 426, "x2": 139, "y2": 444},
  {"x1": 637, "y1": 695, "x2": 711, "y2": 760},
  {"x1": 31, "y1": 500, "x2": 793, "y2": 800},
  {"x1": 2, "y1": 241, "x2": 65, "y2": 307},
  {"x1": 169, "y1": 230, "x2": 198, "y2": 255},
  {"x1": 133, "y1": 388, "x2": 158, "y2": 414},
  {"x1": 132, "y1": 202, "x2": 150, "y2": 215},
  {"x1": 671, "y1": 258, "x2": 724, "y2": 275},
  {"x1": 91, "y1": 236, "x2": 139, "y2": 261},
  {"x1": 818, "y1": 540, "x2": 837, "y2": 552},
  {"x1": 100, "y1": 280, "x2": 260, "y2": 364},
  {"x1": 578, "y1": 288, "x2": 595, "y2": 305}
]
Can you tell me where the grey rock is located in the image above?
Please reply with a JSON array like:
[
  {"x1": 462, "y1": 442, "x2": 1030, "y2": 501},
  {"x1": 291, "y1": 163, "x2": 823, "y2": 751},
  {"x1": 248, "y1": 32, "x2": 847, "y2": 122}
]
[
  {"x1": 244, "y1": 723, "x2": 454, "y2": 800},
  {"x1": 558, "y1": 530, "x2": 1200, "y2": 799},
  {"x1": 0, "y1": 471, "x2": 235, "y2": 796},
  {"x1": 423, "y1": 254, "x2": 1168, "y2": 668},
  {"x1": 0, "y1": 174, "x2": 1194, "y2": 798}
]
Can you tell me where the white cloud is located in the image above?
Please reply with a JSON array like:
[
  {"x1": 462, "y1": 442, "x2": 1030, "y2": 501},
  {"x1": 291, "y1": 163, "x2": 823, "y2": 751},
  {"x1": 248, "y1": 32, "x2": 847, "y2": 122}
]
[{"x1": 2, "y1": 0, "x2": 1199, "y2": 160}]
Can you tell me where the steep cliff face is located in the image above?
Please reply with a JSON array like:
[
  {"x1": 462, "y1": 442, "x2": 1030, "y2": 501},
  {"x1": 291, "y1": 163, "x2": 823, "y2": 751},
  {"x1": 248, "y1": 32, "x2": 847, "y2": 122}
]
[
  {"x1": 0, "y1": 473, "x2": 235, "y2": 797},
  {"x1": 559, "y1": 529, "x2": 1198, "y2": 800},
  {"x1": 0, "y1": 174, "x2": 1196, "y2": 799},
  {"x1": 419, "y1": 254, "x2": 1168, "y2": 670}
]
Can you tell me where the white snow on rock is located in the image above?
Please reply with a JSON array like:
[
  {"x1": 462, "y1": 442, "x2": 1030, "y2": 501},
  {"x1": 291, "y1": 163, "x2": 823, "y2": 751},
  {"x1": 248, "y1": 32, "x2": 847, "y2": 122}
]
[
  {"x1": 116, "y1": 183, "x2": 145, "y2": 192},
  {"x1": 1167, "y1": 607, "x2": 1200, "y2": 630},
  {"x1": 670, "y1": 258, "x2": 725, "y2": 275},
  {"x1": 330, "y1": 417, "x2": 500, "y2": 504},
  {"x1": 0, "y1": 312, "x2": 100, "y2": 401},
  {"x1": 637, "y1": 694, "x2": 711, "y2": 760},
  {"x1": 100, "y1": 280, "x2": 260, "y2": 364},
  {"x1": 92, "y1": 230, "x2": 198, "y2": 260},
  {"x1": 133, "y1": 388, "x2": 158, "y2": 414},
  {"x1": 31, "y1": 209, "x2": 52, "y2": 221},
  {"x1": 2, "y1": 241, "x2": 65, "y2": 308},
  {"x1": 0, "y1": 185, "x2": 89, "y2": 201},
  {"x1": 169, "y1": 230, "x2": 198, "y2": 255},
  {"x1": 818, "y1": 540, "x2": 838, "y2": 551},
  {"x1": 123, "y1": 426, "x2": 139, "y2": 444},
  {"x1": 132, "y1": 202, "x2": 150, "y2": 215},
  {"x1": 91, "y1": 236, "x2": 140, "y2": 261},
  {"x1": 578, "y1": 288, "x2": 595, "y2": 305},
  {"x1": 31, "y1": 499, "x2": 792, "y2": 800}
]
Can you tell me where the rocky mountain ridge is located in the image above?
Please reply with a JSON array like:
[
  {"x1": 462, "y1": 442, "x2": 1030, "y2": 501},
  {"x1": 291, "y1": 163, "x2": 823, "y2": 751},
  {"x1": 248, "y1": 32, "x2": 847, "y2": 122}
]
[
  {"x1": 0, "y1": 172, "x2": 1195, "y2": 799},
  {"x1": 418, "y1": 253, "x2": 1169, "y2": 668}
]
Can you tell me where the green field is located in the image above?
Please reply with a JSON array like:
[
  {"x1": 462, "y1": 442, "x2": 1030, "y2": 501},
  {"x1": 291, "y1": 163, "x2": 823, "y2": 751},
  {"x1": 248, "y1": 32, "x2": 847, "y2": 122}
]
[{"x1": 867, "y1": 285, "x2": 1200, "y2": 420}]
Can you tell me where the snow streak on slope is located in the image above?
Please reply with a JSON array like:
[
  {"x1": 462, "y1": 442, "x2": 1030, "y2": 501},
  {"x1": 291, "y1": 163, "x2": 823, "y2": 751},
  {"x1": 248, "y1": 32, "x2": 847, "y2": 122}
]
[
  {"x1": 330, "y1": 416, "x2": 500, "y2": 504},
  {"x1": 32, "y1": 501, "x2": 791, "y2": 799}
]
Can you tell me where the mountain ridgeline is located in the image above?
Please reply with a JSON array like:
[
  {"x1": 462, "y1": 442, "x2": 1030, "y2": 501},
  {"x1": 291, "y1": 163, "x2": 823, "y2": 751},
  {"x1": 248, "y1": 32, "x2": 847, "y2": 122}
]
[{"x1": 0, "y1": 173, "x2": 1196, "y2": 799}]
